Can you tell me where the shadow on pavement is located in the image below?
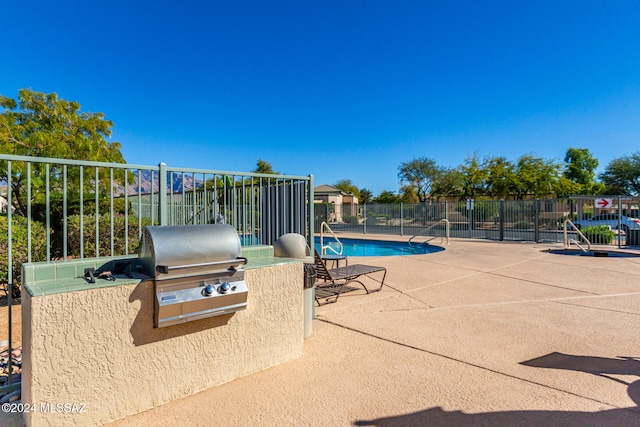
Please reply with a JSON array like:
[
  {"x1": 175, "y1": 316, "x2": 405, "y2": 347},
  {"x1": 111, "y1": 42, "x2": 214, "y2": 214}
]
[
  {"x1": 354, "y1": 352, "x2": 640, "y2": 427},
  {"x1": 521, "y1": 352, "x2": 640, "y2": 389},
  {"x1": 353, "y1": 406, "x2": 640, "y2": 426}
]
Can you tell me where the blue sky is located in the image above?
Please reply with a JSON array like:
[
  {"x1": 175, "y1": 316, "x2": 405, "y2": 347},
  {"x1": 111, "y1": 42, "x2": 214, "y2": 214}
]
[{"x1": 2, "y1": 1, "x2": 639, "y2": 195}]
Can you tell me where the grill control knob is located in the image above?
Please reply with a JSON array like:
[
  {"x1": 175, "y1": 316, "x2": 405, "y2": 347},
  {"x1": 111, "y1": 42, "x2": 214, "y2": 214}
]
[
  {"x1": 203, "y1": 284, "x2": 215, "y2": 296},
  {"x1": 218, "y1": 282, "x2": 231, "y2": 294}
]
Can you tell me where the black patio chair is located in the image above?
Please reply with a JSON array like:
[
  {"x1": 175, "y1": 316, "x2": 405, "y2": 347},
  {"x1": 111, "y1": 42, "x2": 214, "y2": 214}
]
[{"x1": 313, "y1": 250, "x2": 386, "y2": 305}]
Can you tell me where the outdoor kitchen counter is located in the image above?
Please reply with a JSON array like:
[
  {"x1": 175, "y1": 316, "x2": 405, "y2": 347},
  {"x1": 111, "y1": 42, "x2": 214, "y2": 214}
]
[
  {"x1": 21, "y1": 256, "x2": 146, "y2": 297},
  {"x1": 21, "y1": 247, "x2": 304, "y2": 427},
  {"x1": 20, "y1": 246, "x2": 303, "y2": 297},
  {"x1": 245, "y1": 256, "x2": 303, "y2": 269}
]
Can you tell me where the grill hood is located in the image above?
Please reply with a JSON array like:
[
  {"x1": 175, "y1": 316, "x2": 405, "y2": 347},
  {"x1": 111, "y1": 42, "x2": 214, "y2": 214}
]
[{"x1": 138, "y1": 224, "x2": 244, "y2": 280}]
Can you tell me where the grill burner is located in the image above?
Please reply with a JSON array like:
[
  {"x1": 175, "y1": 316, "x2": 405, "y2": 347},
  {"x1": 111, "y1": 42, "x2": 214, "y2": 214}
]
[{"x1": 138, "y1": 224, "x2": 248, "y2": 328}]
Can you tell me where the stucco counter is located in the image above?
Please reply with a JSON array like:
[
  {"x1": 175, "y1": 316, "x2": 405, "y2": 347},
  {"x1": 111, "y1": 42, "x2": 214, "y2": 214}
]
[{"x1": 21, "y1": 246, "x2": 304, "y2": 426}]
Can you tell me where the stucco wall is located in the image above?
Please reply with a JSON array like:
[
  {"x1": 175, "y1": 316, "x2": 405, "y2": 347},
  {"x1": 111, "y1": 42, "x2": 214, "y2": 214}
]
[{"x1": 22, "y1": 262, "x2": 303, "y2": 426}]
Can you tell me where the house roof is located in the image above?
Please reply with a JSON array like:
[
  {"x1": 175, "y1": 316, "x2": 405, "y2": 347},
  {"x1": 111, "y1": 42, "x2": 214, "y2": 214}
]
[{"x1": 314, "y1": 184, "x2": 343, "y2": 195}]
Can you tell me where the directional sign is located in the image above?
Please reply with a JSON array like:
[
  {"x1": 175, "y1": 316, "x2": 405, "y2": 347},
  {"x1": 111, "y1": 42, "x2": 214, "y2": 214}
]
[{"x1": 595, "y1": 198, "x2": 612, "y2": 209}]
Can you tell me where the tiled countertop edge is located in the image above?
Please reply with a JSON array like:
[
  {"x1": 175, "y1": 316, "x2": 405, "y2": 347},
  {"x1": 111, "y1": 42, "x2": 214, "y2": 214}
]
[{"x1": 22, "y1": 245, "x2": 304, "y2": 297}]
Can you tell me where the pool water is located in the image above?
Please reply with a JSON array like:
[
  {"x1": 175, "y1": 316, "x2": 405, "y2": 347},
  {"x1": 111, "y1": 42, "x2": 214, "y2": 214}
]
[
  {"x1": 240, "y1": 235, "x2": 261, "y2": 246},
  {"x1": 314, "y1": 237, "x2": 443, "y2": 257}
]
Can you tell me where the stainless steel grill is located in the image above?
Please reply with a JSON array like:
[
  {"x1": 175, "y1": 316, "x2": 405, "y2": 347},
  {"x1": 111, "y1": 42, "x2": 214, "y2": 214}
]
[{"x1": 138, "y1": 224, "x2": 248, "y2": 328}]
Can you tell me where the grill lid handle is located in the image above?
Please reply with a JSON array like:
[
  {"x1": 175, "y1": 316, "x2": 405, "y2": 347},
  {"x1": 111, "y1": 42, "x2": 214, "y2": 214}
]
[{"x1": 156, "y1": 257, "x2": 248, "y2": 275}]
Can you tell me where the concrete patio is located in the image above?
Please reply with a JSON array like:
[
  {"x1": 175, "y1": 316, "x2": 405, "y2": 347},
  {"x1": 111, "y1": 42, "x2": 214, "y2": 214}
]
[
  {"x1": 107, "y1": 236, "x2": 640, "y2": 426},
  {"x1": 51, "y1": 237, "x2": 640, "y2": 425}
]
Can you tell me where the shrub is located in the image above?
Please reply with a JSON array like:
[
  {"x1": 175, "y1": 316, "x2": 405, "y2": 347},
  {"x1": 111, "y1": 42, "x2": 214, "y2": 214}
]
[
  {"x1": 513, "y1": 220, "x2": 532, "y2": 230},
  {"x1": 30, "y1": 196, "x2": 134, "y2": 258},
  {"x1": 31, "y1": 195, "x2": 131, "y2": 222},
  {"x1": 66, "y1": 214, "x2": 153, "y2": 258},
  {"x1": 0, "y1": 215, "x2": 48, "y2": 297},
  {"x1": 582, "y1": 225, "x2": 615, "y2": 244},
  {"x1": 342, "y1": 215, "x2": 358, "y2": 224},
  {"x1": 472, "y1": 201, "x2": 500, "y2": 219},
  {"x1": 365, "y1": 213, "x2": 390, "y2": 225}
]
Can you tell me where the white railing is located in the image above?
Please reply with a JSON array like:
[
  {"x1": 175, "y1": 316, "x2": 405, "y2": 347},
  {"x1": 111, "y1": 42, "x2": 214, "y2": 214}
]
[
  {"x1": 408, "y1": 219, "x2": 450, "y2": 246},
  {"x1": 319, "y1": 221, "x2": 343, "y2": 255},
  {"x1": 563, "y1": 219, "x2": 591, "y2": 252}
]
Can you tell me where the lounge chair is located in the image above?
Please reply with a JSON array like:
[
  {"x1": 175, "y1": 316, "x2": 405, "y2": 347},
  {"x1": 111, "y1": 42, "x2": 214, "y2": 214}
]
[{"x1": 314, "y1": 250, "x2": 386, "y2": 305}]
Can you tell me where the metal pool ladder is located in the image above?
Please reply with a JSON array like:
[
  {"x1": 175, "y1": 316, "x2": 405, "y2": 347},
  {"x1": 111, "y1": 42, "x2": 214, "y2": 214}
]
[
  {"x1": 563, "y1": 219, "x2": 591, "y2": 252},
  {"x1": 319, "y1": 221, "x2": 343, "y2": 255},
  {"x1": 408, "y1": 219, "x2": 450, "y2": 247}
]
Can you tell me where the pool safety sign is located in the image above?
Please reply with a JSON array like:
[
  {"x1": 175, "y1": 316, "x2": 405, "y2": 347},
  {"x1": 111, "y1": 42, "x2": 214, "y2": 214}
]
[{"x1": 595, "y1": 198, "x2": 612, "y2": 209}]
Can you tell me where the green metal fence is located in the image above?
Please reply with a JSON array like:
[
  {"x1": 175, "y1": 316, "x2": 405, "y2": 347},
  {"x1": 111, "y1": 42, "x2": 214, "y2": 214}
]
[{"x1": 0, "y1": 153, "x2": 314, "y2": 395}]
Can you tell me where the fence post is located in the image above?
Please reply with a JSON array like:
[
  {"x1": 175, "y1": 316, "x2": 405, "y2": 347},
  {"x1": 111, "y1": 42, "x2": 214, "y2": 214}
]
[
  {"x1": 534, "y1": 198, "x2": 540, "y2": 243},
  {"x1": 445, "y1": 200, "x2": 449, "y2": 232},
  {"x1": 159, "y1": 163, "x2": 168, "y2": 226},
  {"x1": 400, "y1": 202, "x2": 404, "y2": 236},
  {"x1": 618, "y1": 195, "x2": 623, "y2": 248},
  {"x1": 499, "y1": 199, "x2": 505, "y2": 241},
  {"x1": 364, "y1": 203, "x2": 367, "y2": 234},
  {"x1": 7, "y1": 161, "x2": 13, "y2": 389},
  {"x1": 308, "y1": 175, "x2": 314, "y2": 250}
]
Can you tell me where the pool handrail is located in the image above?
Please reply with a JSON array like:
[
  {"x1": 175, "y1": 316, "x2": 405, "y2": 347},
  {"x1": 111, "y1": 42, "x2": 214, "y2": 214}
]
[
  {"x1": 320, "y1": 221, "x2": 343, "y2": 255},
  {"x1": 563, "y1": 219, "x2": 591, "y2": 252},
  {"x1": 408, "y1": 219, "x2": 450, "y2": 246}
]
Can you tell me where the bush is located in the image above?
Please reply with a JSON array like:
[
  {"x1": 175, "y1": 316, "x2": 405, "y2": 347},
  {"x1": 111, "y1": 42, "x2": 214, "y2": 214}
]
[
  {"x1": 513, "y1": 220, "x2": 532, "y2": 230},
  {"x1": 366, "y1": 213, "x2": 391, "y2": 225},
  {"x1": 30, "y1": 196, "x2": 134, "y2": 258},
  {"x1": 342, "y1": 215, "x2": 358, "y2": 224},
  {"x1": 31, "y1": 195, "x2": 132, "y2": 222},
  {"x1": 582, "y1": 225, "x2": 615, "y2": 244},
  {"x1": 0, "y1": 215, "x2": 48, "y2": 297},
  {"x1": 66, "y1": 214, "x2": 153, "y2": 258},
  {"x1": 472, "y1": 201, "x2": 500, "y2": 219}
]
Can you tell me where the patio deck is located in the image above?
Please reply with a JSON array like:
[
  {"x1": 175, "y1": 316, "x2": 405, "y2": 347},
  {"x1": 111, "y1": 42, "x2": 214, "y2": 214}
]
[{"x1": 10, "y1": 235, "x2": 640, "y2": 426}]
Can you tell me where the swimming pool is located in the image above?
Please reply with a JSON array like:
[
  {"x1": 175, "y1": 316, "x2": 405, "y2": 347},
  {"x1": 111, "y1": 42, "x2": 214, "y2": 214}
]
[{"x1": 314, "y1": 237, "x2": 444, "y2": 257}]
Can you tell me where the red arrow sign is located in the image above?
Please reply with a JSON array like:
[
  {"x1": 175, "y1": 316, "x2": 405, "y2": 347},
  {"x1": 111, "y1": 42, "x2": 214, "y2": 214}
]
[{"x1": 595, "y1": 198, "x2": 612, "y2": 209}]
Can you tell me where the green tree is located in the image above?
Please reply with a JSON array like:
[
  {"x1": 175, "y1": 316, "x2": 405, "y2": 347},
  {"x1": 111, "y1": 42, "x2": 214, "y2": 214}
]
[
  {"x1": 399, "y1": 185, "x2": 419, "y2": 203},
  {"x1": 458, "y1": 153, "x2": 488, "y2": 199},
  {"x1": 358, "y1": 188, "x2": 373, "y2": 204},
  {"x1": 397, "y1": 157, "x2": 442, "y2": 202},
  {"x1": 333, "y1": 179, "x2": 360, "y2": 198},
  {"x1": 252, "y1": 159, "x2": 278, "y2": 174},
  {"x1": 600, "y1": 152, "x2": 640, "y2": 195},
  {"x1": 552, "y1": 176, "x2": 582, "y2": 197},
  {"x1": 374, "y1": 190, "x2": 401, "y2": 203},
  {"x1": 431, "y1": 168, "x2": 464, "y2": 200},
  {"x1": 512, "y1": 155, "x2": 560, "y2": 199},
  {"x1": 485, "y1": 156, "x2": 516, "y2": 199},
  {"x1": 0, "y1": 89, "x2": 126, "y2": 215},
  {"x1": 563, "y1": 148, "x2": 603, "y2": 194}
]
